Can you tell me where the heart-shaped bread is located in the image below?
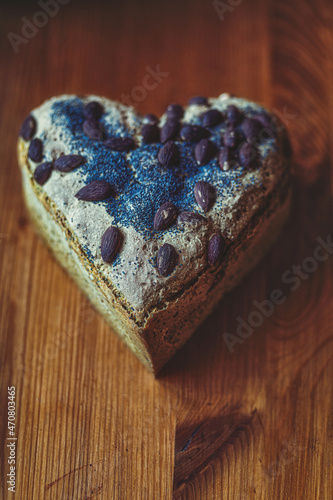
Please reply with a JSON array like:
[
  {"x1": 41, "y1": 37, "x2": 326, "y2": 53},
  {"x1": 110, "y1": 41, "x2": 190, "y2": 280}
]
[{"x1": 17, "y1": 93, "x2": 291, "y2": 374}]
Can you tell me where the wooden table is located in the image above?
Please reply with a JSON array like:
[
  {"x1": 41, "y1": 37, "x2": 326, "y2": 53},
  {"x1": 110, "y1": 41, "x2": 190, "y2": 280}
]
[{"x1": 1, "y1": 0, "x2": 332, "y2": 498}]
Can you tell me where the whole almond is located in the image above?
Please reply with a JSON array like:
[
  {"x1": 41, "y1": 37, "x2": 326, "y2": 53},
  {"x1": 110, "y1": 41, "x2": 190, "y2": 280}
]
[
  {"x1": 157, "y1": 243, "x2": 178, "y2": 277},
  {"x1": 219, "y1": 147, "x2": 235, "y2": 171},
  {"x1": 82, "y1": 101, "x2": 104, "y2": 120},
  {"x1": 194, "y1": 180, "x2": 214, "y2": 212},
  {"x1": 101, "y1": 226, "x2": 122, "y2": 263},
  {"x1": 75, "y1": 180, "x2": 113, "y2": 201},
  {"x1": 28, "y1": 138, "x2": 43, "y2": 162},
  {"x1": 166, "y1": 103, "x2": 184, "y2": 120},
  {"x1": 202, "y1": 109, "x2": 223, "y2": 128},
  {"x1": 34, "y1": 162, "x2": 53, "y2": 185},
  {"x1": 177, "y1": 211, "x2": 206, "y2": 227},
  {"x1": 223, "y1": 127, "x2": 239, "y2": 148},
  {"x1": 208, "y1": 233, "x2": 226, "y2": 266},
  {"x1": 104, "y1": 137, "x2": 135, "y2": 151},
  {"x1": 141, "y1": 124, "x2": 159, "y2": 143},
  {"x1": 54, "y1": 154, "x2": 84, "y2": 172},
  {"x1": 241, "y1": 118, "x2": 261, "y2": 143},
  {"x1": 158, "y1": 141, "x2": 179, "y2": 167},
  {"x1": 226, "y1": 105, "x2": 242, "y2": 124},
  {"x1": 180, "y1": 125, "x2": 210, "y2": 142},
  {"x1": 195, "y1": 139, "x2": 217, "y2": 165},
  {"x1": 239, "y1": 142, "x2": 258, "y2": 169},
  {"x1": 20, "y1": 115, "x2": 36, "y2": 140},
  {"x1": 160, "y1": 119, "x2": 179, "y2": 143},
  {"x1": 154, "y1": 202, "x2": 178, "y2": 230},
  {"x1": 83, "y1": 118, "x2": 103, "y2": 141}
]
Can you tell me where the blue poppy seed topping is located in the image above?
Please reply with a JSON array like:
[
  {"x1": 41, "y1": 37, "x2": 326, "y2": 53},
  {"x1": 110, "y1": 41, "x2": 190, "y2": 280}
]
[{"x1": 36, "y1": 95, "x2": 278, "y2": 238}]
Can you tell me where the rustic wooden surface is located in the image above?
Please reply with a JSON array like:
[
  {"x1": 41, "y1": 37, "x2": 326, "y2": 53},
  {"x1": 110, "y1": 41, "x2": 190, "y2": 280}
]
[{"x1": 0, "y1": 0, "x2": 332, "y2": 498}]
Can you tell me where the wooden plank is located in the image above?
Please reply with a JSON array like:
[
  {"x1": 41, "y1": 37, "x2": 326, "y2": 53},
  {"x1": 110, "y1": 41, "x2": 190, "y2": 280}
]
[{"x1": 0, "y1": 0, "x2": 332, "y2": 498}]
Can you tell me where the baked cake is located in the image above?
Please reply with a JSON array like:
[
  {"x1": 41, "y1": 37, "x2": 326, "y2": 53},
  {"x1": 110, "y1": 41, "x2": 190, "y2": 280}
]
[{"x1": 17, "y1": 93, "x2": 292, "y2": 374}]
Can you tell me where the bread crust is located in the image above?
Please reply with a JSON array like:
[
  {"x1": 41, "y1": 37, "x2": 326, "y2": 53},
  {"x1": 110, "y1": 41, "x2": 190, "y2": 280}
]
[{"x1": 17, "y1": 94, "x2": 292, "y2": 374}]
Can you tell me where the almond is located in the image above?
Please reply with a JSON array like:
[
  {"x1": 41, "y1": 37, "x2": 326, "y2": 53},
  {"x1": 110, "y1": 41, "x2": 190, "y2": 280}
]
[
  {"x1": 165, "y1": 103, "x2": 184, "y2": 120},
  {"x1": 28, "y1": 138, "x2": 43, "y2": 162},
  {"x1": 54, "y1": 154, "x2": 84, "y2": 172},
  {"x1": 82, "y1": 101, "x2": 104, "y2": 120},
  {"x1": 239, "y1": 142, "x2": 258, "y2": 169},
  {"x1": 104, "y1": 137, "x2": 135, "y2": 151},
  {"x1": 157, "y1": 243, "x2": 178, "y2": 277},
  {"x1": 180, "y1": 125, "x2": 210, "y2": 142},
  {"x1": 177, "y1": 211, "x2": 206, "y2": 227},
  {"x1": 194, "y1": 180, "x2": 215, "y2": 212},
  {"x1": 101, "y1": 226, "x2": 122, "y2": 263},
  {"x1": 141, "y1": 124, "x2": 159, "y2": 143},
  {"x1": 194, "y1": 139, "x2": 217, "y2": 166},
  {"x1": 83, "y1": 119, "x2": 103, "y2": 141},
  {"x1": 33, "y1": 162, "x2": 53, "y2": 185},
  {"x1": 75, "y1": 180, "x2": 113, "y2": 201},
  {"x1": 202, "y1": 109, "x2": 223, "y2": 128},
  {"x1": 208, "y1": 233, "x2": 226, "y2": 266},
  {"x1": 160, "y1": 119, "x2": 179, "y2": 143},
  {"x1": 20, "y1": 115, "x2": 36, "y2": 140},
  {"x1": 158, "y1": 141, "x2": 179, "y2": 167},
  {"x1": 154, "y1": 202, "x2": 178, "y2": 230}
]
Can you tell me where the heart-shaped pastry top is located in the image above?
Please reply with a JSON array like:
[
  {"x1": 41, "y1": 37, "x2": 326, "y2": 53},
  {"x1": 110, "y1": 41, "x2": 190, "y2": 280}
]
[
  {"x1": 18, "y1": 93, "x2": 291, "y2": 372},
  {"x1": 19, "y1": 93, "x2": 290, "y2": 316}
]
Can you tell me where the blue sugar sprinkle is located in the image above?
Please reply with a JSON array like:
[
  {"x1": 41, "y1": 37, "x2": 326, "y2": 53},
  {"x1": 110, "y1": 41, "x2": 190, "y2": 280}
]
[{"x1": 48, "y1": 97, "x2": 278, "y2": 241}]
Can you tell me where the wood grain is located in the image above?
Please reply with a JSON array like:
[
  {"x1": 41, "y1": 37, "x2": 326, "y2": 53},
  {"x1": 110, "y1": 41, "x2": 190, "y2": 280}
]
[{"x1": 0, "y1": 0, "x2": 332, "y2": 498}]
